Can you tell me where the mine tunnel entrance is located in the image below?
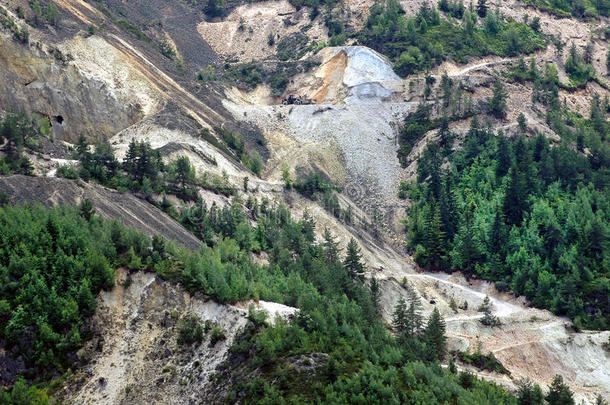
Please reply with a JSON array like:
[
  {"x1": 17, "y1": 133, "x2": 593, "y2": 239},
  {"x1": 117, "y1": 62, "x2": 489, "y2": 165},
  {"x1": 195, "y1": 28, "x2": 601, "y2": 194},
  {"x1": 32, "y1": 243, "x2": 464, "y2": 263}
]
[{"x1": 55, "y1": 115, "x2": 64, "y2": 125}]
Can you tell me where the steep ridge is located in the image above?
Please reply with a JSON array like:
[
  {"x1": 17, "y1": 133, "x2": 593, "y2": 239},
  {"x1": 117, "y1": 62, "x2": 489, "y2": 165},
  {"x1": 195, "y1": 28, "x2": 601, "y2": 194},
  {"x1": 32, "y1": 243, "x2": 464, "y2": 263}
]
[
  {"x1": 61, "y1": 270, "x2": 296, "y2": 404},
  {"x1": 0, "y1": 175, "x2": 202, "y2": 249},
  {"x1": 0, "y1": 0, "x2": 608, "y2": 403}
]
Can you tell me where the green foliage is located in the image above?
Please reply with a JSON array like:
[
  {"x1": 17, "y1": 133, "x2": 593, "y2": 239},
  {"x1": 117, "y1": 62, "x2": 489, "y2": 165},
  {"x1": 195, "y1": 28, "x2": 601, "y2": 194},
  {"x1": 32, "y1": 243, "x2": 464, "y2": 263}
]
[
  {"x1": 177, "y1": 316, "x2": 204, "y2": 346},
  {"x1": 479, "y1": 296, "x2": 501, "y2": 326},
  {"x1": 158, "y1": 39, "x2": 175, "y2": 59},
  {"x1": 204, "y1": 0, "x2": 225, "y2": 18},
  {"x1": 359, "y1": 0, "x2": 545, "y2": 77},
  {"x1": 0, "y1": 205, "x2": 129, "y2": 381},
  {"x1": 488, "y1": 81, "x2": 508, "y2": 119},
  {"x1": 545, "y1": 375, "x2": 575, "y2": 405},
  {"x1": 293, "y1": 172, "x2": 336, "y2": 199},
  {"x1": 0, "y1": 114, "x2": 38, "y2": 175},
  {"x1": 516, "y1": 378, "x2": 544, "y2": 405},
  {"x1": 209, "y1": 325, "x2": 226, "y2": 346},
  {"x1": 276, "y1": 33, "x2": 309, "y2": 61},
  {"x1": 406, "y1": 99, "x2": 610, "y2": 329},
  {"x1": 116, "y1": 20, "x2": 150, "y2": 42},
  {"x1": 457, "y1": 346, "x2": 510, "y2": 375},
  {"x1": 224, "y1": 60, "x2": 318, "y2": 96},
  {"x1": 0, "y1": 377, "x2": 50, "y2": 404},
  {"x1": 522, "y1": 0, "x2": 608, "y2": 18},
  {"x1": 565, "y1": 43, "x2": 595, "y2": 87},
  {"x1": 64, "y1": 136, "x2": 237, "y2": 198}
]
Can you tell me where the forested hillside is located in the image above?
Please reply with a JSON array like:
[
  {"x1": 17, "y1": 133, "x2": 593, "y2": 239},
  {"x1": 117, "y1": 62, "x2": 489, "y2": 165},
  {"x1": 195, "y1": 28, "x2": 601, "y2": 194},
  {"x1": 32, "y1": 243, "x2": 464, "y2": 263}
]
[
  {"x1": 0, "y1": 0, "x2": 608, "y2": 402},
  {"x1": 0, "y1": 203, "x2": 521, "y2": 403},
  {"x1": 406, "y1": 94, "x2": 609, "y2": 329}
]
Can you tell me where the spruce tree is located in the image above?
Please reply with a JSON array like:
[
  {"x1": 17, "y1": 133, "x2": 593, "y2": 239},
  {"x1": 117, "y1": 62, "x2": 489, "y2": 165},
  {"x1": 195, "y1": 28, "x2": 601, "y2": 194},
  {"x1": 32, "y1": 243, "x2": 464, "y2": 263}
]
[
  {"x1": 425, "y1": 202, "x2": 446, "y2": 269},
  {"x1": 405, "y1": 283, "x2": 424, "y2": 337},
  {"x1": 393, "y1": 298, "x2": 408, "y2": 335},
  {"x1": 344, "y1": 238, "x2": 365, "y2": 280},
  {"x1": 438, "y1": 117, "x2": 452, "y2": 151},
  {"x1": 479, "y1": 296, "x2": 500, "y2": 326},
  {"x1": 456, "y1": 201, "x2": 481, "y2": 273},
  {"x1": 370, "y1": 277, "x2": 380, "y2": 309},
  {"x1": 503, "y1": 166, "x2": 527, "y2": 226},
  {"x1": 516, "y1": 379, "x2": 544, "y2": 405},
  {"x1": 440, "y1": 174, "x2": 458, "y2": 240},
  {"x1": 424, "y1": 307, "x2": 447, "y2": 361},
  {"x1": 545, "y1": 375, "x2": 574, "y2": 405},
  {"x1": 517, "y1": 113, "x2": 527, "y2": 133},
  {"x1": 489, "y1": 208, "x2": 506, "y2": 257},
  {"x1": 323, "y1": 227, "x2": 340, "y2": 263},
  {"x1": 488, "y1": 81, "x2": 507, "y2": 119}
]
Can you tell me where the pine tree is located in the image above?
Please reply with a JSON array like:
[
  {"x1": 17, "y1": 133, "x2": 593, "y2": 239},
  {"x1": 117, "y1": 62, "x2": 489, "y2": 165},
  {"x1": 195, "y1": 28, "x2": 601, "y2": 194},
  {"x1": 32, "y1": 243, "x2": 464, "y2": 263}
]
[
  {"x1": 323, "y1": 227, "x2": 340, "y2": 263},
  {"x1": 488, "y1": 81, "x2": 507, "y2": 119},
  {"x1": 123, "y1": 138, "x2": 139, "y2": 179},
  {"x1": 370, "y1": 277, "x2": 380, "y2": 309},
  {"x1": 438, "y1": 117, "x2": 453, "y2": 151},
  {"x1": 425, "y1": 202, "x2": 445, "y2": 269},
  {"x1": 479, "y1": 296, "x2": 500, "y2": 326},
  {"x1": 440, "y1": 174, "x2": 458, "y2": 240},
  {"x1": 449, "y1": 297, "x2": 458, "y2": 313},
  {"x1": 456, "y1": 200, "x2": 481, "y2": 273},
  {"x1": 174, "y1": 155, "x2": 194, "y2": 191},
  {"x1": 79, "y1": 199, "x2": 95, "y2": 221},
  {"x1": 405, "y1": 283, "x2": 424, "y2": 337},
  {"x1": 545, "y1": 375, "x2": 574, "y2": 405},
  {"x1": 489, "y1": 208, "x2": 506, "y2": 257},
  {"x1": 516, "y1": 379, "x2": 544, "y2": 405},
  {"x1": 393, "y1": 297, "x2": 408, "y2": 335},
  {"x1": 503, "y1": 166, "x2": 527, "y2": 226},
  {"x1": 424, "y1": 307, "x2": 447, "y2": 361},
  {"x1": 517, "y1": 113, "x2": 527, "y2": 133},
  {"x1": 344, "y1": 238, "x2": 365, "y2": 280}
]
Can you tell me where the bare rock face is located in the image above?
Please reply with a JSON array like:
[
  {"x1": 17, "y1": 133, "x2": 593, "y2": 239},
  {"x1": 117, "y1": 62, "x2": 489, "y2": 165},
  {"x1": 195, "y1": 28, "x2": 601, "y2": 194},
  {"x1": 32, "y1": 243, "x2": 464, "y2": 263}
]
[
  {"x1": 60, "y1": 270, "x2": 296, "y2": 405},
  {"x1": 0, "y1": 36, "x2": 143, "y2": 142},
  {"x1": 0, "y1": 175, "x2": 201, "y2": 249}
]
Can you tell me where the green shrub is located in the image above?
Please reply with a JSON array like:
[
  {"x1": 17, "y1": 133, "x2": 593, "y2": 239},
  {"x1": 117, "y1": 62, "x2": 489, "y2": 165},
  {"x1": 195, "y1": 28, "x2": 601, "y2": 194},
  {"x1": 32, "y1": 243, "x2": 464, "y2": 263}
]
[
  {"x1": 177, "y1": 316, "x2": 204, "y2": 346},
  {"x1": 209, "y1": 326, "x2": 226, "y2": 346}
]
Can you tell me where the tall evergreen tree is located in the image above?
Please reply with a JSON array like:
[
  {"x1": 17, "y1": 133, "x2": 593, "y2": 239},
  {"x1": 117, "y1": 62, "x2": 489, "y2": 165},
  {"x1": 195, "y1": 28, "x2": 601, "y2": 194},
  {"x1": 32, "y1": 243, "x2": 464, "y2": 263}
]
[
  {"x1": 392, "y1": 297, "x2": 408, "y2": 335},
  {"x1": 424, "y1": 307, "x2": 447, "y2": 361},
  {"x1": 344, "y1": 238, "x2": 365, "y2": 280},
  {"x1": 440, "y1": 174, "x2": 458, "y2": 241},
  {"x1": 488, "y1": 81, "x2": 507, "y2": 119},
  {"x1": 476, "y1": 0, "x2": 487, "y2": 17},
  {"x1": 405, "y1": 283, "x2": 424, "y2": 337},
  {"x1": 503, "y1": 166, "x2": 527, "y2": 226},
  {"x1": 425, "y1": 202, "x2": 446, "y2": 269},
  {"x1": 323, "y1": 227, "x2": 340, "y2": 263},
  {"x1": 370, "y1": 277, "x2": 380, "y2": 309},
  {"x1": 496, "y1": 133, "x2": 512, "y2": 177},
  {"x1": 455, "y1": 200, "x2": 481, "y2": 273},
  {"x1": 545, "y1": 375, "x2": 574, "y2": 405},
  {"x1": 516, "y1": 379, "x2": 544, "y2": 405}
]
